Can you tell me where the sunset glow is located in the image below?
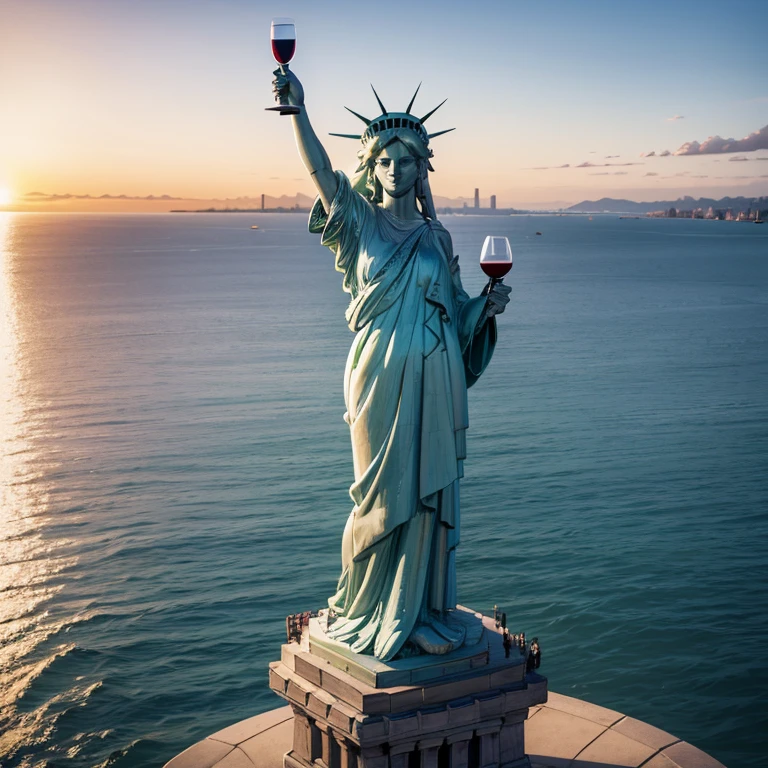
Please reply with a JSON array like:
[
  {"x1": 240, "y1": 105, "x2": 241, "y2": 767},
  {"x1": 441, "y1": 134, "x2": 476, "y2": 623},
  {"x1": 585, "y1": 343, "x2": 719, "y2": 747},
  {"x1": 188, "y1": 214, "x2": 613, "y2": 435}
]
[
  {"x1": 0, "y1": 189, "x2": 12, "y2": 206},
  {"x1": 1, "y1": 0, "x2": 766, "y2": 211}
]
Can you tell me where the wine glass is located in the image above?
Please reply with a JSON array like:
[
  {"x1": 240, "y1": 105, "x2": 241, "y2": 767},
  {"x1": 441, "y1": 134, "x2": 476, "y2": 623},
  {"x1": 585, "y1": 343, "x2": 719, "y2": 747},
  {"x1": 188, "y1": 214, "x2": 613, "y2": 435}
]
[
  {"x1": 480, "y1": 235, "x2": 513, "y2": 294},
  {"x1": 266, "y1": 17, "x2": 300, "y2": 116}
]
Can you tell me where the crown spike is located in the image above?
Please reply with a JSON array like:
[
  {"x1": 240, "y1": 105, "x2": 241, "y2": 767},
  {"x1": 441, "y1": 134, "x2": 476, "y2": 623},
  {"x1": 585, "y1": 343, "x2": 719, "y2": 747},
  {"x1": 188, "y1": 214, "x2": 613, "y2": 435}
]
[
  {"x1": 370, "y1": 85, "x2": 388, "y2": 115},
  {"x1": 427, "y1": 128, "x2": 456, "y2": 139},
  {"x1": 344, "y1": 106, "x2": 371, "y2": 125},
  {"x1": 406, "y1": 83, "x2": 422, "y2": 114},
  {"x1": 420, "y1": 99, "x2": 447, "y2": 124},
  {"x1": 329, "y1": 132, "x2": 364, "y2": 139}
]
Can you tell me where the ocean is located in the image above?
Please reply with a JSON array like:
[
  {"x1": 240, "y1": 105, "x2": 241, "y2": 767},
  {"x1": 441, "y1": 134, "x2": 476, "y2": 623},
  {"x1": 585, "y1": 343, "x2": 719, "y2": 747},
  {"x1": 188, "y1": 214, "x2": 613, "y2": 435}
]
[{"x1": 1, "y1": 212, "x2": 766, "y2": 767}]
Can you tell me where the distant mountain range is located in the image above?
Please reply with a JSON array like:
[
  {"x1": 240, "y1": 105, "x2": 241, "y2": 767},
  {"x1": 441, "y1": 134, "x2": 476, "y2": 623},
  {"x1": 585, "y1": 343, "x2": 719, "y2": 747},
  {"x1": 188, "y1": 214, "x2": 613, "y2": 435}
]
[{"x1": 565, "y1": 195, "x2": 767, "y2": 214}]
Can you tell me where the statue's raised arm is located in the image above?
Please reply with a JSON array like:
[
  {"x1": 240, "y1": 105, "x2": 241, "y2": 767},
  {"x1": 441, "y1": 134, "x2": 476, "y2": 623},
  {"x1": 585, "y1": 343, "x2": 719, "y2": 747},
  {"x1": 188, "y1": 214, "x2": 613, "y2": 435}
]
[{"x1": 272, "y1": 69, "x2": 338, "y2": 212}]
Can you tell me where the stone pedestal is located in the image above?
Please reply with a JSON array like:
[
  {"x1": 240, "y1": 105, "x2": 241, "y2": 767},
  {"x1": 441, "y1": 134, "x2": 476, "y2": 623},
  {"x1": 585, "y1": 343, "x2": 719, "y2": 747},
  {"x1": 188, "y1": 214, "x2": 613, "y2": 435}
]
[{"x1": 269, "y1": 606, "x2": 547, "y2": 768}]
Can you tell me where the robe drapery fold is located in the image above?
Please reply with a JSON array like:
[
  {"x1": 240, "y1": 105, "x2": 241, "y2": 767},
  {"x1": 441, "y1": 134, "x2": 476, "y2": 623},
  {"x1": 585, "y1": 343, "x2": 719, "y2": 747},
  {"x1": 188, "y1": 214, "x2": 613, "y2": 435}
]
[{"x1": 309, "y1": 172, "x2": 497, "y2": 660}]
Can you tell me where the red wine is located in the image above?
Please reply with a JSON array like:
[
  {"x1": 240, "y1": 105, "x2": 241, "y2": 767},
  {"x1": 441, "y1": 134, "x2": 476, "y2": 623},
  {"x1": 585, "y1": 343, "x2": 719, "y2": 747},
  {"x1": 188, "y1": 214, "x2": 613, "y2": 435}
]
[
  {"x1": 480, "y1": 261, "x2": 512, "y2": 279},
  {"x1": 272, "y1": 39, "x2": 295, "y2": 65}
]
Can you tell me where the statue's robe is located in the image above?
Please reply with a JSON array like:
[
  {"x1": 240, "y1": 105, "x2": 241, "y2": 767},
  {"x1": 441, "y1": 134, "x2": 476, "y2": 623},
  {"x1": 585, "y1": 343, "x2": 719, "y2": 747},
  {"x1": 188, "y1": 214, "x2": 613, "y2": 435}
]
[{"x1": 309, "y1": 172, "x2": 496, "y2": 660}]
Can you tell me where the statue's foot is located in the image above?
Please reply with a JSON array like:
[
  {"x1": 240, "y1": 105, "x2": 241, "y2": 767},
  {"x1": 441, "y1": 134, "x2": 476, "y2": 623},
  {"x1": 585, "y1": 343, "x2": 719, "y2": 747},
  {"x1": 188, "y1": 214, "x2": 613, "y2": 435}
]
[
  {"x1": 443, "y1": 609, "x2": 484, "y2": 646},
  {"x1": 429, "y1": 616, "x2": 466, "y2": 646},
  {"x1": 410, "y1": 624, "x2": 454, "y2": 655}
]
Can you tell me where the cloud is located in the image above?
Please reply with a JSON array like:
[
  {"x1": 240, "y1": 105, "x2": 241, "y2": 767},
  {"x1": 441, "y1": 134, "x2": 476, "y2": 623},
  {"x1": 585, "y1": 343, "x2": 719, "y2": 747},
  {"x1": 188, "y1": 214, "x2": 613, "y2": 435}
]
[
  {"x1": 667, "y1": 115, "x2": 685, "y2": 121},
  {"x1": 605, "y1": 155, "x2": 620, "y2": 159},
  {"x1": 648, "y1": 172, "x2": 710, "y2": 180},
  {"x1": 576, "y1": 161, "x2": 641, "y2": 168},
  {"x1": 23, "y1": 192, "x2": 183, "y2": 201},
  {"x1": 642, "y1": 151, "x2": 656, "y2": 157},
  {"x1": 588, "y1": 171, "x2": 628, "y2": 176},
  {"x1": 528, "y1": 161, "x2": 641, "y2": 171},
  {"x1": 674, "y1": 124, "x2": 768, "y2": 155},
  {"x1": 644, "y1": 172, "x2": 659, "y2": 177},
  {"x1": 729, "y1": 156, "x2": 749, "y2": 162}
]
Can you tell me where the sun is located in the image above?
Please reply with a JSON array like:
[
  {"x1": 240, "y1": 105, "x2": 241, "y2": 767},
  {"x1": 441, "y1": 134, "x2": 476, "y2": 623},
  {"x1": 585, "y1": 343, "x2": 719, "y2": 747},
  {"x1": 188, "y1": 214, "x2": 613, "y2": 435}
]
[{"x1": 0, "y1": 188, "x2": 12, "y2": 206}]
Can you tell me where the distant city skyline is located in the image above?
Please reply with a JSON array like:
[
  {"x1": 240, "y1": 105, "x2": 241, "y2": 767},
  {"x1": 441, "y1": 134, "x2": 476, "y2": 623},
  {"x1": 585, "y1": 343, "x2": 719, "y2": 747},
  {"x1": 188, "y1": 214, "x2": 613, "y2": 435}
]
[{"x1": 1, "y1": 0, "x2": 767, "y2": 212}]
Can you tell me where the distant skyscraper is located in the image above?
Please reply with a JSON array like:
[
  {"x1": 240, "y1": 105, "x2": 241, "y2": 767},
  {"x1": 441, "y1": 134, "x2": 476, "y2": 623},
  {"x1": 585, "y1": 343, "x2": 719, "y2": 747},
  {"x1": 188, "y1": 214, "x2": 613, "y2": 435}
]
[
  {"x1": 474, "y1": 188, "x2": 479, "y2": 209},
  {"x1": 261, "y1": 193, "x2": 265, "y2": 211},
  {"x1": 490, "y1": 195, "x2": 496, "y2": 210}
]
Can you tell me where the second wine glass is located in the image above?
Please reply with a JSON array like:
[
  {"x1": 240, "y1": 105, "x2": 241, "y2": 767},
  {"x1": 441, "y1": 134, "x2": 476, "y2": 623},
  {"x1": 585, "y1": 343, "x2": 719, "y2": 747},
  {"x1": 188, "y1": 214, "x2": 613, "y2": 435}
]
[{"x1": 480, "y1": 235, "x2": 513, "y2": 294}]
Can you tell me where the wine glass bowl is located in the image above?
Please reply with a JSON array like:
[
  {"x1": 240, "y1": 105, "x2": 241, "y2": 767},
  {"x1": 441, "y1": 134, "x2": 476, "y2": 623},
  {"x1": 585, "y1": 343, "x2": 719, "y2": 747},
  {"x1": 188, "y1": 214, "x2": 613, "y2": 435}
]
[
  {"x1": 480, "y1": 235, "x2": 513, "y2": 280},
  {"x1": 271, "y1": 18, "x2": 296, "y2": 65},
  {"x1": 267, "y1": 17, "x2": 300, "y2": 116}
]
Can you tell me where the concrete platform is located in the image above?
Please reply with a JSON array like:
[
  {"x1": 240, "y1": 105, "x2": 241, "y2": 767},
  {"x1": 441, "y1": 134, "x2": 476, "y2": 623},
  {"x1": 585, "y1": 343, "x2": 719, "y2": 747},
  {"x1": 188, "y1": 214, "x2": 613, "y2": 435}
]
[{"x1": 164, "y1": 692, "x2": 726, "y2": 768}]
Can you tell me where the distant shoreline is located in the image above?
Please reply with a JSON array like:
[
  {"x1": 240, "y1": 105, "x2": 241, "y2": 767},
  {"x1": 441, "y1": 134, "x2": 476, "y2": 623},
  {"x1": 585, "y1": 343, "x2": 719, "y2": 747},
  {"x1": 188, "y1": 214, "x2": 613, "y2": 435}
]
[
  {"x1": 168, "y1": 208, "x2": 763, "y2": 221},
  {"x1": 2, "y1": 209, "x2": 762, "y2": 219},
  {"x1": 169, "y1": 207, "x2": 581, "y2": 216},
  {"x1": 170, "y1": 208, "x2": 312, "y2": 214}
]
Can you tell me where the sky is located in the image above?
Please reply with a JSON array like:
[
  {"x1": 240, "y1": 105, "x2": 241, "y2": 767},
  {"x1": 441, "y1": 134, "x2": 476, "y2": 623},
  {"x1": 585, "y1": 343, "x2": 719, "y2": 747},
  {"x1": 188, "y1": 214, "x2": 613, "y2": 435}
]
[{"x1": 1, "y1": 0, "x2": 767, "y2": 210}]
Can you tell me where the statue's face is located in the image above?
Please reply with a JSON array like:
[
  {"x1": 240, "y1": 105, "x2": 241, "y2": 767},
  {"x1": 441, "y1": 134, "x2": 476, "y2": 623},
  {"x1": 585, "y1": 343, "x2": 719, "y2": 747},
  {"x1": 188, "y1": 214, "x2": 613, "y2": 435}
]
[{"x1": 373, "y1": 142, "x2": 419, "y2": 199}]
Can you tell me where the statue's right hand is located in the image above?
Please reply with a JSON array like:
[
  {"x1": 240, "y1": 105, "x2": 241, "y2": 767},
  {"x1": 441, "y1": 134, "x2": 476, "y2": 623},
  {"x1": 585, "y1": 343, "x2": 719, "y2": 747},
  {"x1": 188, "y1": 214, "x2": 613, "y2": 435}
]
[{"x1": 272, "y1": 68, "x2": 304, "y2": 107}]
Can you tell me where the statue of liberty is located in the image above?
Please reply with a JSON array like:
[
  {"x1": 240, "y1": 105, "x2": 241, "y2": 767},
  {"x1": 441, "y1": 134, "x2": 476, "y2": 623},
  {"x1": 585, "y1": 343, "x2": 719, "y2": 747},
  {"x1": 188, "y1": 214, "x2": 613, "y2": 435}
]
[{"x1": 273, "y1": 70, "x2": 511, "y2": 661}]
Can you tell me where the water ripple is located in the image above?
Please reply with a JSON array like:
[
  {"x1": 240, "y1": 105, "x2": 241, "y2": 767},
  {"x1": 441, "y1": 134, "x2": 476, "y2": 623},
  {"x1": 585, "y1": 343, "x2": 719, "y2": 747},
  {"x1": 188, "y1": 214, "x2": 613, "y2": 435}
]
[{"x1": 0, "y1": 214, "x2": 766, "y2": 767}]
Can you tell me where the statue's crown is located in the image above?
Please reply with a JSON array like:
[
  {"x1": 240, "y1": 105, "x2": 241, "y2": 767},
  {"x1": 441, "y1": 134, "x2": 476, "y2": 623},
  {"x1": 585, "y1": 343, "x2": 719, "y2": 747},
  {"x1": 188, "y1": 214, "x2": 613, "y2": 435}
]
[{"x1": 329, "y1": 84, "x2": 455, "y2": 148}]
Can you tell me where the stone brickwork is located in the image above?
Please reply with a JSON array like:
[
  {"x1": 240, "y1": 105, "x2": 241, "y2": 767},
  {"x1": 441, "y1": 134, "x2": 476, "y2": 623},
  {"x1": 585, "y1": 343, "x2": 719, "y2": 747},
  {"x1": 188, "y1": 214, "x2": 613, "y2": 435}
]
[{"x1": 269, "y1": 613, "x2": 547, "y2": 768}]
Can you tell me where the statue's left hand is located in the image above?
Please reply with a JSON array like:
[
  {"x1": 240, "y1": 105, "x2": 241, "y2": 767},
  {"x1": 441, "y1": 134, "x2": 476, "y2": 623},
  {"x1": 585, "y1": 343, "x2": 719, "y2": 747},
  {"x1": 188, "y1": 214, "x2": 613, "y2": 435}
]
[{"x1": 485, "y1": 282, "x2": 511, "y2": 317}]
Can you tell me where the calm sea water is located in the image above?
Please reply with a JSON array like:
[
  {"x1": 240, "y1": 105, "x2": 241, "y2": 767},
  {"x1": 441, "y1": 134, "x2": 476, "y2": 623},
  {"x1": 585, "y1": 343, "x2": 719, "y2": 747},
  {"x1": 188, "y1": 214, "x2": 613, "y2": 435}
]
[{"x1": 1, "y1": 212, "x2": 766, "y2": 767}]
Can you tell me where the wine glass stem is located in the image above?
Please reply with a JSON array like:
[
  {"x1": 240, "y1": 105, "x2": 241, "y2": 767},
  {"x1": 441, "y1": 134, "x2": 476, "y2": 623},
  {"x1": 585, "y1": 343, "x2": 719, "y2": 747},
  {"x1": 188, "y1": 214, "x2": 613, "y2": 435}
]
[{"x1": 278, "y1": 62, "x2": 290, "y2": 105}]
